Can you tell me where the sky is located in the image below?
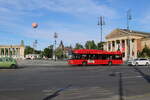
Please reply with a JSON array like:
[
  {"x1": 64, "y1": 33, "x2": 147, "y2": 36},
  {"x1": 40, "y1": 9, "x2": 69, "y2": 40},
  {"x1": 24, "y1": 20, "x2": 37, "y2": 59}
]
[{"x1": 0, "y1": 0, "x2": 150, "y2": 50}]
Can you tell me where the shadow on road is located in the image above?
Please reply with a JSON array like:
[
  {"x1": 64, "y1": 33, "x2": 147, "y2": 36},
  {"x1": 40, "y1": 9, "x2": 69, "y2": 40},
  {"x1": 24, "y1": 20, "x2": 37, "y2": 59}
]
[
  {"x1": 43, "y1": 85, "x2": 72, "y2": 100},
  {"x1": 118, "y1": 72, "x2": 124, "y2": 100},
  {"x1": 132, "y1": 66, "x2": 150, "y2": 83}
]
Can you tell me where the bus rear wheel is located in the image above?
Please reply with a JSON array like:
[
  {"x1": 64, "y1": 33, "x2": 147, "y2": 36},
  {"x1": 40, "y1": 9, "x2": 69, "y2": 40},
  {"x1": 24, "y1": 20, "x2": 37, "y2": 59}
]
[
  {"x1": 82, "y1": 62, "x2": 87, "y2": 66},
  {"x1": 108, "y1": 61, "x2": 112, "y2": 66}
]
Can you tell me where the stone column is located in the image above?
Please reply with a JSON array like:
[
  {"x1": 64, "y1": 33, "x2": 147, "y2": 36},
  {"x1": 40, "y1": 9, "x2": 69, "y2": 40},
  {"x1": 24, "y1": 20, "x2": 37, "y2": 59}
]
[
  {"x1": 8, "y1": 48, "x2": 10, "y2": 57},
  {"x1": 4, "y1": 48, "x2": 6, "y2": 57},
  {"x1": 18, "y1": 48, "x2": 20, "y2": 57},
  {"x1": 130, "y1": 39, "x2": 132, "y2": 59},
  {"x1": 14, "y1": 48, "x2": 16, "y2": 57},
  {"x1": 134, "y1": 39, "x2": 137, "y2": 59},
  {"x1": 107, "y1": 41, "x2": 109, "y2": 51},
  {"x1": 5, "y1": 48, "x2": 7, "y2": 56},
  {"x1": 115, "y1": 40, "x2": 117, "y2": 51},
  {"x1": 110, "y1": 41, "x2": 112, "y2": 51},
  {"x1": 11, "y1": 48, "x2": 14, "y2": 56},
  {"x1": 16, "y1": 48, "x2": 18, "y2": 57},
  {"x1": 0, "y1": 48, "x2": 1, "y2": 57},
  {"x1": 20, "y1": 47, "x2": 24, "y2": 58},
  {"x1": 125, "y1": 39, "x2": 128, "y2": 61},
  {"x1": 112, "y1": 41, "x2": 115, "y2": 51},
  {"x1": 108, "y1": 41, "x2": 110, "y2": 51},
  {"x1": 120, "y1": 40, "x2": 123, "y2": 52}
]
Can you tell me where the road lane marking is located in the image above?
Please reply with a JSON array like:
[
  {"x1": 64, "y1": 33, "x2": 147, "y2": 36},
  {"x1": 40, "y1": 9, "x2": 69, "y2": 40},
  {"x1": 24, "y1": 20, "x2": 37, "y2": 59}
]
[
  {"x1": 123, "y1": 76, "x2": 142, "y2": 79},
  {"x1": 0, "y1": 88, "x2": 24, "y2": 92}
]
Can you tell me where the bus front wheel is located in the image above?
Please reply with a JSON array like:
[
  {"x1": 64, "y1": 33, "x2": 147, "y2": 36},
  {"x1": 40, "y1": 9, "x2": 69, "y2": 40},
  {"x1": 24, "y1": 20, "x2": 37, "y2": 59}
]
[{"x1": 82, "y1": 62, "x2": 87, "y2": 66}]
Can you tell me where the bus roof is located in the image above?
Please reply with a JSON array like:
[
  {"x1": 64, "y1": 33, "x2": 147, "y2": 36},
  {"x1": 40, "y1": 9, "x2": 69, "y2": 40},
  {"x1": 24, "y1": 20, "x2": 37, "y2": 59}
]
[{"x1": 73, "y1": 49, "x2": 122, "y2": 54}]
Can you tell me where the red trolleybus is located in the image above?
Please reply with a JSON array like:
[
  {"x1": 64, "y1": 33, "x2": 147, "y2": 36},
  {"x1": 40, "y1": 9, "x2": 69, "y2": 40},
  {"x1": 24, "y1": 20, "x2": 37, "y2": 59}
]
[{"x1": 68, "y1": 49, "x2": 123, "y2": 65}]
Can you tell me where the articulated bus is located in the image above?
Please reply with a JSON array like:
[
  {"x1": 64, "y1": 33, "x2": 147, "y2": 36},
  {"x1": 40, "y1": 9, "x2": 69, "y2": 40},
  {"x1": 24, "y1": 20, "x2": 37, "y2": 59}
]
[{"x1": 68, "y1": 49, "x2": 123, "y2": 65}]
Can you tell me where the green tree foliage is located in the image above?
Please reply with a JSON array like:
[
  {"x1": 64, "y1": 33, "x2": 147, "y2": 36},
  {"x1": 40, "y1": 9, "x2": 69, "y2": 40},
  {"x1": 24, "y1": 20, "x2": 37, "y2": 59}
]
[
  {"x1": 24, "y1": 46, "x2": 34, "y2": 55},
  {"x1": 43, "y1": 47, "x2": 53, "y2": 58},
  {"x1": 24, "y1": 46, "x2": 42, "y2": 56},
  {"x1": 74, "y1": 43, "x2": 84, "y2": 49},
  {"x1": 55, "y1": 48, "x2": 64, "y2": 59},
  {"x1": 97, "y1": 42, "x2": 104, "y2": 50},
  {"x1": 138, "y1": 45, "x2": 150, "y2": 58},
  {"x1": 85, "y1": 40, "x2": 97, "y2": 49}
]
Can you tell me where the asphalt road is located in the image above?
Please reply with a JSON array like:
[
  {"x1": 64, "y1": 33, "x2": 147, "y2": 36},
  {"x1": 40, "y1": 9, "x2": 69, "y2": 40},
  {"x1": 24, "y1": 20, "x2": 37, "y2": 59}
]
[{"x1": 1, "y1": 61, "x2": 150, "y2": 100}]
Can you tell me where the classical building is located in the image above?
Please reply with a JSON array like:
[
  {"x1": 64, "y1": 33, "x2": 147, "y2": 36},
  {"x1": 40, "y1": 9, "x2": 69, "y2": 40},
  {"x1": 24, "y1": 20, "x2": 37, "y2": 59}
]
[
  {"x1": 0, "y1": 41, "x2": 25, "y2": 59},
  {"x1": 104, "y1": 29, "x2": 150, "y2": 61}
]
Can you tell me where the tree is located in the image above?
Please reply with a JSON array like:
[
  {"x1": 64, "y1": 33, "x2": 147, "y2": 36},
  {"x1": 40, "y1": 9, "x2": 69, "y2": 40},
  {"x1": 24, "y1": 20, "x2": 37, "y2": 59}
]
[
  {"x1": 24, "y1": 46, "x2": 42, "y2": 56},
  {"x1": 24, "y1": 46, "x2": 34, "y2": 55},
  {"x1": 138, "y1": 44, "x2": 150, "y2": 58},
  {"x1": 43, "y1": 47, "x2": 53, "y2": 58},
  {"x1": 85, "y1": 40, "x2": 97, "y2": 49},
  {"x1": 74, "y1": 43, "x2": 84, "y2": 49},
  {"x1": 97, "y1": 42, "x2": 104, "y2": 50},
  {"x1": 55, "y1": 48, "x2": 64, "y2": 59}
]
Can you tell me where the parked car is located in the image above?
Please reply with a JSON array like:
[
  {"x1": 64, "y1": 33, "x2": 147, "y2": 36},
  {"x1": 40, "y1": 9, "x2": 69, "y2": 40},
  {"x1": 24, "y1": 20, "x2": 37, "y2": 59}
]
[
  {"x1": 0, "y1": 57, "x2": 18, "y2": 68},
  {"x1": 128, "y1": 58, "x2": 150, "y2": 66}
]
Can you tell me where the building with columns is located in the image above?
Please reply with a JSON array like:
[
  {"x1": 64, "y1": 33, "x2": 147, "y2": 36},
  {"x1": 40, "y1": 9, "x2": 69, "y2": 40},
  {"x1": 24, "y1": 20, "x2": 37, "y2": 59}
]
[
  {"x1": 104, "y1": 29, "x2": 150, "y2": 61},
  {"x1": 0, "y1": 42, "x2": 25, "y2": 59}
]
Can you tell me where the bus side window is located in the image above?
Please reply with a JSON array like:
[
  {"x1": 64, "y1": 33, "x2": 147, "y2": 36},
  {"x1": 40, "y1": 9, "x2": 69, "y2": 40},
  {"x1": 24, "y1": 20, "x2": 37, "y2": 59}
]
[
  {"x1": 93, "y1": 54, "x2": 98, "y2": 59},
  {"x1": 91, "y1": 55, "x2": 95, "y2": 60},
  {"x1": 102, "y1": 54, "x2": 107, "y2": 60},
  {"x1": 82, "y1": 54, "x2": 87, "y2": 59},
  {"x1": 88, "y1": 54, "x2": 96, "y2": 60},
  {"x1": 108, "y1": 55, "x2": 113, "y2": 60},
  {"x1": 98, "y1": 54, "x2": 102, "y2": 59},
  {"x1": 95, "y1": 54, "x2": 98, "y2": 59},
  {"x1": 115, "y1": 55, "x2": 122, "y2": 60},
  {"x1": 88, "y1": 54, "x2": 90, "y2": 59}
]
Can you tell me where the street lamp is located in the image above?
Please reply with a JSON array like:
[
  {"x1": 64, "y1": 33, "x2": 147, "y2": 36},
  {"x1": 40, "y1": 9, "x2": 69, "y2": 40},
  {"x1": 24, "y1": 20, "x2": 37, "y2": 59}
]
[{"x1": 54, "y1": 32, "x2": 58, "y2": 61}]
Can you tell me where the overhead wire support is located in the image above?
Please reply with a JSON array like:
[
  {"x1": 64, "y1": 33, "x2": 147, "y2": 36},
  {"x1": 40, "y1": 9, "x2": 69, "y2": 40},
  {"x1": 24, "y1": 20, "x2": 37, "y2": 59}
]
[
  {"x1": 126, "y1": 9, "x2": 132, "y2": 61},
  {"x1": 98, "y1": 16, "x2": 105, "y2": 42}
]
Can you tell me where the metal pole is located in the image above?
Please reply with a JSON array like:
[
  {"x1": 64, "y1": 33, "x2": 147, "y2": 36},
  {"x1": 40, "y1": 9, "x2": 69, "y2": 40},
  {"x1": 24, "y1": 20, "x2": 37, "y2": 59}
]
[
  {"x1": 55, "y1": 40, "x2": 56, "y2": 61},
  {"x1": 126, "y1": 9, "x2": 132, "y2": 61},
  {"x1": 118, "y1": 72, "x2": 124, "y2": 100},
  {"x1": 127, "y1": 38, "x2": 130, "y2": 61},
  {"x1": 127, "y1": 15, "x2": 129, "y2": 30},
  {"x1": 98, "y1": 16, "x2": 105, "y2": 43},
  {"x1": 54, "y1": 32, "x2": 58, "y2": 61},
  {"x1": 101, "y1": 23, "x2": 103, "y2": 42}
]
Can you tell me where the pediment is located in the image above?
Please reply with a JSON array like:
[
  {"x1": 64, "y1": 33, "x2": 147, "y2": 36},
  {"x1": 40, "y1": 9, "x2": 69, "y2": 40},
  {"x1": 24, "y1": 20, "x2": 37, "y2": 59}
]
[{"x1": 106, "y1": 29, "x2": 128, "y2": 39}]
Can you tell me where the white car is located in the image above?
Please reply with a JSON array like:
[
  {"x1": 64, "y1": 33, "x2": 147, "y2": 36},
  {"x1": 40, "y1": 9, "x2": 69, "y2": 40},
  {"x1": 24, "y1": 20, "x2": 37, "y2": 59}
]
[{"x1": 128, "y1": 58, "x2": 150, "y2": 66}]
